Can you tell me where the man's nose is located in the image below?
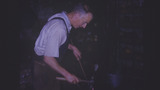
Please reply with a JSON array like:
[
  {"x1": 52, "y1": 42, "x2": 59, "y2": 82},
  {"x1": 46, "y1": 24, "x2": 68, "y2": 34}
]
[{"x1": 81, "y1": 23, "x2": 87, "y2": 28}]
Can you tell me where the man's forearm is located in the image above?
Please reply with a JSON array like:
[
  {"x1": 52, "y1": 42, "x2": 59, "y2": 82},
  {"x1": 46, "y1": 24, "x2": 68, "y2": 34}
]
[
  {"x1": 68, "y1": 44, "x2": 81, "y2": 60},
  {"x1": 43, "y1": 56, "x2": 71, "y2": 77},
  {"x1": 43, "y1": 56, "x2": 80, "y2": 84}
]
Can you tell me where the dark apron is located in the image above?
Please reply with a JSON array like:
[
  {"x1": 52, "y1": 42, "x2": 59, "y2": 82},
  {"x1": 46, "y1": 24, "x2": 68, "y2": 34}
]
[{"x1": 33, "y1": 17, "x2": 69, "y2": 90}]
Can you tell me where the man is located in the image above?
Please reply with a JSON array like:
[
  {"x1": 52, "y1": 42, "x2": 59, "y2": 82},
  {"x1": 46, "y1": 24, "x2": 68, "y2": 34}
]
[{"x1": 33, "y1": 3, "x2": 93, "y2": 90}]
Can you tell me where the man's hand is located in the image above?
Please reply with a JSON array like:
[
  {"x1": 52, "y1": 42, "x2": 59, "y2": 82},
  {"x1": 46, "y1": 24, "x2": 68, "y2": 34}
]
[
  {"x1": 72, "y1": 46, "x2": 81, "y2": 61},
  {"x1": 68, "y1": 44, "x2": 81, "y2": 61},
  {"x1": 65, "y1": 73, "x2": 80, "y2": 84}
]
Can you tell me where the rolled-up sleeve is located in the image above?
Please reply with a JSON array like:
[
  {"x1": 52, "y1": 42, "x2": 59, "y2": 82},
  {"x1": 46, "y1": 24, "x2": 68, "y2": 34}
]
[
  {"x1": 34, "y1": 17, "x2": 67, "y2": 57},
  {"x1": 44, "y1": 31, "x2": 59, "y2": 57},
  {"x1": 44, "y1": 24, "x2": 66, "y2": 57}
]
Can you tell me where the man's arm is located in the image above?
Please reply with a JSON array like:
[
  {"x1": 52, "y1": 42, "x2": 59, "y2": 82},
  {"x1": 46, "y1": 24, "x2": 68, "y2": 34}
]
[
  {"x1": 43, "y1": 56, "x2": 79, "y2": 84},
  {"x1": 68, "y1": 44, "x2": 81, "y2": 60}
]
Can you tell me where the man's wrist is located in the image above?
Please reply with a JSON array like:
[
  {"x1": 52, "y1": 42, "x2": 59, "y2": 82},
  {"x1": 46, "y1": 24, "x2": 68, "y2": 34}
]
[
  {"x1": 68, "y1": 44, "x2": 75, "y2": 51},
  {"x1": 63, "y1": 72, "x2": 72, "y2": 78}
]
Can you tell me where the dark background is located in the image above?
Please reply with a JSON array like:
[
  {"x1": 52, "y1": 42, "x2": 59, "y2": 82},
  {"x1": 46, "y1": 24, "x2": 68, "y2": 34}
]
[{"x1": 5, "y1": 0, "x2": 157, "y2": 90}]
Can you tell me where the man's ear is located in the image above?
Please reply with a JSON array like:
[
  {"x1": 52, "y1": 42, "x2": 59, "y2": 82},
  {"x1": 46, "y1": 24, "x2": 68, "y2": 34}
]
[
  {"x1": 75, "y1": 12, "x2": 81, "y2": 17},
  {"x1": 73, "y1": 12, "x2": 82, "y2": 20}
]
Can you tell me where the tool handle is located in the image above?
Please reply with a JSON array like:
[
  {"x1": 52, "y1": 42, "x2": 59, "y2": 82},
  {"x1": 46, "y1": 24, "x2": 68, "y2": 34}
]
[{"x1": 56, "y1": 77, "x2": 91, "y2": 83}]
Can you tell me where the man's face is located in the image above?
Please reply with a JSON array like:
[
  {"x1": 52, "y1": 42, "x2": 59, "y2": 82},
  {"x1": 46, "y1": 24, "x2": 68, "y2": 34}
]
[{"x1": 72, "y1": 12, "x2": 93, "y2": 29}]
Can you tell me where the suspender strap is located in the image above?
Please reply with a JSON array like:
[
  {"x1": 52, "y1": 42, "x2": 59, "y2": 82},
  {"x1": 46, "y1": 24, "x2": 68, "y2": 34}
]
[
  {"x1": 49, "y1": 17, "x2": 68, "y2": 34},
  {"x1": 49, "y1": 17, "x2": 70, "y2": 61}
]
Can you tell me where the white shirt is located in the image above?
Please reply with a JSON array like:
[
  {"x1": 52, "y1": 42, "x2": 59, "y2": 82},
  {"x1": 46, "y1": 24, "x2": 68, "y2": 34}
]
[{"x1": 34, "y1": 11, "x2": 72, "y2": 57}]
